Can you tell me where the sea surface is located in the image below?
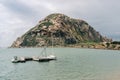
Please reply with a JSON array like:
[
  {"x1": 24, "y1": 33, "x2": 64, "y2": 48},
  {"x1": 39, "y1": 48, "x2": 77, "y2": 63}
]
[{"x1": 0, "y1": 48, "x2": 120, "y2": 80}]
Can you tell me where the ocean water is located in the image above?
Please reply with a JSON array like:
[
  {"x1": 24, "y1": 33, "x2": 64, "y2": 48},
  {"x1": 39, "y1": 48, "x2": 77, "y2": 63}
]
[{"x1": 0, "y1": 48, "x2": 120, "y2": 80}]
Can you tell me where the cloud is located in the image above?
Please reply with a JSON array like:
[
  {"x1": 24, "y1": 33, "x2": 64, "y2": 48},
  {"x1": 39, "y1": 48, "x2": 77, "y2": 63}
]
[
  {"x1": 0, "y1": 2, "x2": 34, "y2": 47},
  {"x1": 0, "y1": 0, "x2": 120, "y2": 47}
]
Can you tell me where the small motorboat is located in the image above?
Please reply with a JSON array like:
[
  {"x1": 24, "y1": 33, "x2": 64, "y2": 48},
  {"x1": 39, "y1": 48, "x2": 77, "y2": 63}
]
[{"x1": 11, "y1": 56, "x2": 19, "y2": 63}]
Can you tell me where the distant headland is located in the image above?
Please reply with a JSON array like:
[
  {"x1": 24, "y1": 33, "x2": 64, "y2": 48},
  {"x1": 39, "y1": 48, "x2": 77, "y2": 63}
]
[{"x1": 10, "y1": 13, "x2": 120, "y2": 50}]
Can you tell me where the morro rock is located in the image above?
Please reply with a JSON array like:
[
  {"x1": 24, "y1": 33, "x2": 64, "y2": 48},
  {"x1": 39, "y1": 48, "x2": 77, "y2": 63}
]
[{"x1": 11, "y1": 13, "x2": 110, "y2": 48}]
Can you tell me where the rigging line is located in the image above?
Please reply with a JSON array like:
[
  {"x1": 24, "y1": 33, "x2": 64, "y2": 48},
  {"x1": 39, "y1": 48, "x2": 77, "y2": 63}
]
[{"x1": 51, "y1": 32, "x2": 54, "y2": 54}]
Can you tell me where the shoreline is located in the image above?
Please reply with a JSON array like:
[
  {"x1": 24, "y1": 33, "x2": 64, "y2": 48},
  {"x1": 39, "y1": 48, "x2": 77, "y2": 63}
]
[{"x1": 9, "y1": 43, "x2": 120, "y2": 50}]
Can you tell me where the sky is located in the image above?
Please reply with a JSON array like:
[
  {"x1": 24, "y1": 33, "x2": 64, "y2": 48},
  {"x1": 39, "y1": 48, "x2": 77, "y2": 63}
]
[{"x1": 0, "y1": 0, "x2": 120, "y2": 47}]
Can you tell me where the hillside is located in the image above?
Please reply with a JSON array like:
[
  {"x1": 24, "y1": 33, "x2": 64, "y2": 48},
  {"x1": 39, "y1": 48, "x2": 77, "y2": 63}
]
[{"x1": 11, "y1": 13, "x2": 111, "y2": 48}]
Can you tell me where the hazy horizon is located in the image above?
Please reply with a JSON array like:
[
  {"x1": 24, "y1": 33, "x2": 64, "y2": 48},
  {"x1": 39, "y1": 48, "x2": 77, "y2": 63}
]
[{"x1": 0, "y1": 0, "x2": 120, "y2": 47}]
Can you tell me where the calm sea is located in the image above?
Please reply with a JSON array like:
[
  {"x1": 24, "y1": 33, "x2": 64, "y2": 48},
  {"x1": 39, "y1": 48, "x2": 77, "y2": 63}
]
[{"x1": 0, "y1": 48, "x2": 120, "y2": 80}]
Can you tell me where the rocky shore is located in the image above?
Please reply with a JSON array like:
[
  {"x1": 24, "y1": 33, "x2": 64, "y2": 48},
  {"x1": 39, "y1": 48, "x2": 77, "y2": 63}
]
[{"x1": 68, "y1": 42, "x2": 120, "y2": 50}]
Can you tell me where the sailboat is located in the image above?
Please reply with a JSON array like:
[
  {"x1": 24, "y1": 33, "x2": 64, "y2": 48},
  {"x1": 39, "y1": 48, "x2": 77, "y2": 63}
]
[
  {"x1": 36, "y1": 47, "x2": 56, "y2": 62},
  {"x1": 33, "y1": 33, "x2": 56, "y2": 62}
]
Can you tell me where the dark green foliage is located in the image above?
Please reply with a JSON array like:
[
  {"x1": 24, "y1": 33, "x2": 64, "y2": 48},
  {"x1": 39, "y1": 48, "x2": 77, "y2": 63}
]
[
  {"x1": 21, "y1": 36, "x2": 38, "y2": 47},
  {"x1": 53, "y1": 30, "x2": 66, "y2": 37},
  {"x1": 65, "y1": 38, "x2": 76, "y2": 44},
  {"x1": 106, "y1": 43, "x2": 110, "y2": 48},
  {"x1": 111, "y1": 41, "x2": 120, "y2": 44}
]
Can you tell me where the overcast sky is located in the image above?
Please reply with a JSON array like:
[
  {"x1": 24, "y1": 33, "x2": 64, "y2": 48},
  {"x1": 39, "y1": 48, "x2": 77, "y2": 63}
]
[{"x1": 0, "y1": 0, "x2": 120, "y2": 47}]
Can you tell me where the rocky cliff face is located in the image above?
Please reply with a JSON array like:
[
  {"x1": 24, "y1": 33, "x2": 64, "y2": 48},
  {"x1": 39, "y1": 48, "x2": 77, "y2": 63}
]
[{"x1": 11, "y1": 13, "x2": 110, "y2": 48}]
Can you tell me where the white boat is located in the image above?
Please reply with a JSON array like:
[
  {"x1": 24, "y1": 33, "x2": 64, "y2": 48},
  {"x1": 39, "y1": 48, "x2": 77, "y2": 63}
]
[
  {"x1": 11, "y1": 56, "x2": 19, "y2": 63},
  {"x1": 47, "y1": 55, "x2": 56, "y2": 60},
  {"x1": 11, "y1": 56, "x2": 26, "y2": 63},
  {"x1": 32, "y1": 56, "x2": 39, "y2": 61}
]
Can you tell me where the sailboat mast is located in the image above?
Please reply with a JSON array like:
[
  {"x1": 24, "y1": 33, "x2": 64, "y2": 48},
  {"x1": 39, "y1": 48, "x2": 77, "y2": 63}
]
[
  {"x1": 51, "y1": 32, "x2": 54, "y2": 54},
  {"x1": 44, "y1": 47, "x2": 47, "y2": 57}
]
